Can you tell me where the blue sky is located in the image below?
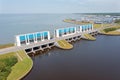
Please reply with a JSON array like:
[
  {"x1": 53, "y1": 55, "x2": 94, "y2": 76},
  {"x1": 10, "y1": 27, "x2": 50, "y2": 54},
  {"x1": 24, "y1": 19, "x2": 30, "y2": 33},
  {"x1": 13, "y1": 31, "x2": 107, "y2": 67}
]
[{"x1": 0, "y1": 0, "x2": 120, "y2": 13}]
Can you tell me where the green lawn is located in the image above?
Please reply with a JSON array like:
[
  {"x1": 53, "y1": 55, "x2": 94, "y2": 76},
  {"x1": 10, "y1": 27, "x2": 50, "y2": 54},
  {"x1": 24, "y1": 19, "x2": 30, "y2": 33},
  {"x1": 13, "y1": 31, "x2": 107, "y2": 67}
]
[
  {"x1": 0, "y1": 50, "x2": 33, "y2": 80},
  {"x1": 0, "y1": 43, "x2": 14, "y2": 49},
  {"x1": 0, "y1": 52, "x2": 17, "y2": 80},
  {"x1": 100, "y1": 25, "x2": 120, "y2": 35},
  {"x1": 57, "y1": 40, "x2": 73, "y2": 49},
  {"x1": 7, "y1": 50, "x2": 33, "y2": 80},
  {"x1": 100, "y1": 30, "x2": 120, "y2": 35},
  {"x1": 84, "y1": 34, "x2": 96, "y2": 41}
]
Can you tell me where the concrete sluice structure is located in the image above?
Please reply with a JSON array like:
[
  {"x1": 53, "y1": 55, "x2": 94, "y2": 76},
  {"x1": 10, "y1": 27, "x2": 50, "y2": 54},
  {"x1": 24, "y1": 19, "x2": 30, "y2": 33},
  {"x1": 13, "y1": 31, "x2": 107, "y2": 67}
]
[{"x1": 14, "y1": 24, "x2": 98, "y2": 54}]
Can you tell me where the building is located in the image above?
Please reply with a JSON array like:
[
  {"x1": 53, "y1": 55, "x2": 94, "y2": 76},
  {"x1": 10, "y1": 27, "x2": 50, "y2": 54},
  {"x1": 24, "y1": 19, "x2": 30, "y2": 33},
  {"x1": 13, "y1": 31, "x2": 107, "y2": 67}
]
[
  {"x1": 54, "y1": 24, "x2": 93, "y2": 38},
  {"x1": 15, "y1": 24, "x2": 93, "y2": 46},
  {"x1": 15, "y1": 31, "x2": 50, "y2": 46},
  {"x1": 54, "y1": 27, "x2": 76, "y2": 38}
]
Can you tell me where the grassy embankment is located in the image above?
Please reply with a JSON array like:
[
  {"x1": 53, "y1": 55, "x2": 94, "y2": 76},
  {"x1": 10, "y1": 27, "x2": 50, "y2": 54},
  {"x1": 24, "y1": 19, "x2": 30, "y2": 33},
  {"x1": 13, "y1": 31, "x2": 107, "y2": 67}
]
[
  {"x1": 84, "y1": 34, "x2": 96, "y2": 41},
  {"x1": 0, "y1": 52, "x2": 17, "y2": 80},
  {"x1": 63, "y1": 19, "x2": 111, "y2": 29},
  {"x1": 57, "y1": 40, "x2": 73, "y2": 49},
  {"x1": 0, "y1": 43, "x2": 14, "y2": 49},
  {"x1": 63, "y1": 19, "x2": 120, "y2": 35},
  {"x1": 7, "y1": 50, "x2": 33, "y2": 80},
  {"x1": 0, "y1": 50, "x2": 33, "y2": 80},
  {"x1": 100, "y1": 25, "x2": 120, "y2": 35},
  {"x1": 93, "y1": 23, "x2": 111, "y2": 29},
  {"x1": 115, "y1": 19, "x2": 120, "y2": 24}
]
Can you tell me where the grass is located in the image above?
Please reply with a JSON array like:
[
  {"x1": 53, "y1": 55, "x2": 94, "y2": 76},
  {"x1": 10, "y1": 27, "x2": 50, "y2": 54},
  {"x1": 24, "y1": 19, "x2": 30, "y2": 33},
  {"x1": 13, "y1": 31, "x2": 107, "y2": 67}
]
[
  {"x1": 99, "y1": 25, "x2": 120, "y2": 35},
  {"x1": 93, "y1": 23, "x2": 112, "y2": 29},
  {"x1": 100, "y1": 25, "x2": 120, "y2": 35},
  {"x1": 106, "y1": 31, "x2": 120, "y2": 35},
  {"x1": 0, "y1": 52, "x2": 16, "y2": 58},
  {"x1": 93, "y1": 24, "x2": 101, "y2": 29},
  {"x1": 57, "y1": 40, "x2": 73, "y2": 49},
  {"x1": 0, "y1": 43, "x2": 14, "y2": 49},
  {"x1": 99, "y1": 30, "x2": 106, "y2": 34},
  {"x1": 103, "y1": 27, "x2": 119, "y2": 33},
  {"x1": 100, "y1": 30, "x2": 120, "y2": 35},
  {"x1": 0, "y1": 52, "x2": 17, "y2": 80},
  {"x1": 115, "y1": 19, "x2": 120, "y2": 24},
  {"x1": 84, "y1": 34, "x2": 96, "y2": 40},
  {"x1": 7, "y1": 50, "x2": 33, "y2": 80},
  {"x1": 63, "y1": 19, "x2": 112, "y2": 30},
  {"x1": 0, "y1": 50, "x2": 33, "y2": 80}
]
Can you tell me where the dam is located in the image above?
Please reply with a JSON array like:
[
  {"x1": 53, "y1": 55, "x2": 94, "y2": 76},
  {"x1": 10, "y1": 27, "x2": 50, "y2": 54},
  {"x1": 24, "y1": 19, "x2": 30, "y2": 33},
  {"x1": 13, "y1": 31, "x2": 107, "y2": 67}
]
[{"x1": 14, "y1": 24, "x2": 98, "y2": 54}]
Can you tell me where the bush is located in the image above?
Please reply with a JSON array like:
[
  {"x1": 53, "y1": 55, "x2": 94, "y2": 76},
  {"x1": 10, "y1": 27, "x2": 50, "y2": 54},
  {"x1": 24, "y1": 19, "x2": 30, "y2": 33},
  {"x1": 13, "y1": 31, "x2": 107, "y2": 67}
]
[
  {"x1": 0, "y1": 56, "x2": 18, "y2": 80},
  {"x1": 104, "y1": 27, "x2": 120, "y2": 33},
  {"x1": 115, "y1": 19, "x2": 120, "y2": 24},
  {"x1": 104, "y1": 28, "x2": 117, "y2": 33}
]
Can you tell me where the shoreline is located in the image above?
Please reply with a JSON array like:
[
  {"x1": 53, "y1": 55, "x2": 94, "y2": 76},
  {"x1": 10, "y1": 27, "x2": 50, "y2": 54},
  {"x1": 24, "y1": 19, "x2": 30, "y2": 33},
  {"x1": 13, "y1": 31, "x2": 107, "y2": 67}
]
[
  {"x1": 7, "y1": 50, "x2": 33, "y2": 80},
  {"x1": 16, "y1": 56, "x2": 33, "y2": 80},
  {"x1": 0, "y1": 20, "x2": 119, "y2": 80},
  {"x1": 0, "y1": 51, "x2": 33, "y2": 80}
]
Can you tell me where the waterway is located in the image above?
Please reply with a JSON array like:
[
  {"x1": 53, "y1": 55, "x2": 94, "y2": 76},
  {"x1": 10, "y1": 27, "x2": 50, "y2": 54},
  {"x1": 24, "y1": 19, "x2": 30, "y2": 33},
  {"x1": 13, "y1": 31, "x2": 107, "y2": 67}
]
[
  {"x1": 1, "y1": 13, "x2": 120, "y2": 80},
  {"x1": 24, "y1": 35, "x2": 120, "y2": 80},
  {"x1": 0, "y1": 14, "x2": 80, "y2": 44}
]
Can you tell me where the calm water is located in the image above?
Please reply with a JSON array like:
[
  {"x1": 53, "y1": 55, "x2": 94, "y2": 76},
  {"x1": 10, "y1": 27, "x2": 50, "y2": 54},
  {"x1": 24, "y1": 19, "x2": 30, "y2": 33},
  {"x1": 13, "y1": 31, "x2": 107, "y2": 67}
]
[
  {"x1": 0, "y1": 14, "x2": 80, "y2": 44},
  {"x1": 1, "y1": 14, "x2": 120, "y2": 80},
  {"x1": 23, "y1": 35, "x2": 120, "y2": 80}
]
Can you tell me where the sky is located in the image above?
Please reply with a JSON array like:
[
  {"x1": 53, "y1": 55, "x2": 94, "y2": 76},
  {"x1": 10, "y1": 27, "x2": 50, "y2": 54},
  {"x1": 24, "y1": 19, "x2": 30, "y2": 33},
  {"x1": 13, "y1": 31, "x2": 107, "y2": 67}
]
[{"x1": 0, "y1": 0, "x2": 120, "y2": 13}]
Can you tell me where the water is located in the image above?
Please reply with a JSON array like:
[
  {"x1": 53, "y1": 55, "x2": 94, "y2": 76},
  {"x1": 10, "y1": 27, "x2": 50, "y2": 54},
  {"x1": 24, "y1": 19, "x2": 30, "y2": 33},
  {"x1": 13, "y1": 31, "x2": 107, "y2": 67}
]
[
  {"x1": 1, "y1": 14, "x2": 120, "y2": 80},
  {"x1": 0, "y1": 14, "x2": 80, "y2": 44},
  {"x1": 23, "y1": 35, "x2": 120, "y2": 80}
]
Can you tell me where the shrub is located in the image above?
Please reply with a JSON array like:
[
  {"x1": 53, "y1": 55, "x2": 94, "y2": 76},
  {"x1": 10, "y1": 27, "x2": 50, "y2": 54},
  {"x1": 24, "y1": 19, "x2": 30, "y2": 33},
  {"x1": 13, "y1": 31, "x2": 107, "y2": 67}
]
[
  {"x1": 104, "y1": 28, "x2": 117, "y2": 33},
  {"x1": 0, "y1": 56, "x2": 18, "y2": 80},
  {"x1": 115, "y1": 19, "x2": 120, "y2": 24}
]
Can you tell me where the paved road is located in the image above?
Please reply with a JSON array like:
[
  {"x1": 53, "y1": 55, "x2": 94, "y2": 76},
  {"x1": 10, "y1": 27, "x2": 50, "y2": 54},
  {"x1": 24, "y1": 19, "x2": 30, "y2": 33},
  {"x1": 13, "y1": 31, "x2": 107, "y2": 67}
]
[{"x1": 0, "y1": 46, "x2": 19, "y2": 55}]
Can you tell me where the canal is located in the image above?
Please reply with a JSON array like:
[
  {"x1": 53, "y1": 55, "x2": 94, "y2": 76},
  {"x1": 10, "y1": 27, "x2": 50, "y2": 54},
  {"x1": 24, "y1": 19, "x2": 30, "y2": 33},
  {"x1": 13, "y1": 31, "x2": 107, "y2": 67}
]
[{"x1": 23, "y1": 35, "x2": 120, "y2": 80}]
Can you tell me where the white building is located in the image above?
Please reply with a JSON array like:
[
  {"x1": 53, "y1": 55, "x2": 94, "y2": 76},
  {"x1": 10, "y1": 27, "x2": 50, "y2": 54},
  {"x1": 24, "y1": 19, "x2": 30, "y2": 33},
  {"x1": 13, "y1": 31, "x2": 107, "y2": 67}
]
[
  {"x1": 55, "y1": 27, "x2": 77, "y2": 38},
  {"x1": 79, "y1": 24, "x2": 93, "y2": 32},
  {"x1": 15, "y1": 31, "x2": 50, "y2": 46}
]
